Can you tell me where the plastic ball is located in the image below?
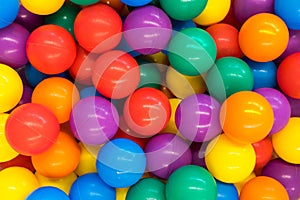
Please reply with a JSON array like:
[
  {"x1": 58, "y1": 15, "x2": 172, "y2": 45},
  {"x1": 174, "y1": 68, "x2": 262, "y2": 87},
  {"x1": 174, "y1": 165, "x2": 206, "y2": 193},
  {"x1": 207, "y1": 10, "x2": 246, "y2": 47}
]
[
  {"x1": 69, "y1": 173, "x2": 116, "y2": 200},
  {"x1": 161, "y1": 98, "x2": 182, "y2": 134},
  {"x1": 74, "y1": 3, "x2": 122, "y2": 53},
  {"x1": 272, "y1": 117, "x2": 300, "y2": 164},
  {"x1": 74, "y1": 143, "x2": 98, "y2": 176},
  {"x1": 287, "y1": 96, "x2": 300, "y2": 117},
  {"x1": 277, "y1": 52, "x2": 300, "y2": 99},
  {"x1": 252, "y1": 137, "x2": 273, "y2": 170},
  {"x1": 167, "y1": 28, "x2": 217, "y2": 76},
  {"x1": 175, "y1": 94, "x2": 222, "y2": 142},
  {"x1": 20, "y1": 0, "x2": 65, "y2": 15},
  {"x1": 166, "y1": 165, "x2": 217, "y2": 200},
  {"x1": 276, "y1": 30, "x2": 300, "y2": 64},
  {"x1": 262, "y1": 158, "x2": 300, "y2": 199},
  {"x1": 71, "y1": 0, "x2": 99, "y2": 6},
  {"x1": 220, "y1": 91, "x2": 274, "y2": 143},
  {"x1": 240, "y1": 176, "x2": 289, "y2": 200},
  {"x1": 0, "y1": 0, "x2": 19, "y2": 29},
  {"x1": 92, "y1": 50, "x2": 140, "y2": 99},
  {"x1": 0, "y1": 23, "x2": 30, "y2": 69},
  {"x1": 193, "y1": 0, "x2": 231, "y2": 26},
  {"x1": 27, "y1": 186, "x2": 70, "y2": 200},
  {"x1": 79, "y1": 86, "x2": 102, "y2": 99},
  {"x1": 0, "y1": 167, "x2": 39, "y2": 200},
  {"x1": 0, "y1": 64, "x2": 23, "y2": 113},
  {"x1": 205, "y1": 134, "x2": 256, "y2": 183},
  {"x1": 255, "y1": 88, "x2": 291, "y2": 135},
  {"x1": 145, "y1": 133, "x2": 192, "y2": 179},
  {"x1": 126, "y1": 178, "x2": 165, "y2": 200},
  {"x1": 160, "y1": 0, "x2": 207, "y2": 21},
  {"x1": 116, "y1": 187, "x2": 129, "y2": 200},
  {"x1": 17, "y1": 85, "x2": 33, "y2": 107},
  {"x1": 274, "y1": 0, "x2": 300, "y2": 30},
  {"x1": 96, "y1": 138, "x2": 146, "y2": 188},
  {"x1": 0, "y1": 154, "x2": 35, "y2": 172},
  {"x1": 206, "y1": 23, "x2": 242, "y2": 59},
  {"x1": 123, "y1": 5, "x2": 172, "y2": 55},
  {"x1": 137, "y1": 58, "x2": 161, "y2": 89},
  {"x1": 100, "y1": 0, "x2": 125, "y2": 12},
  {"x1": 15, "y1": 5, "x2": 44, "y2": 32},
  {"x1": 121, "y1": 0, "x2": 151, "y2": 6},
  {"x1": 31, "y1": 131, "x2": 80, "y2": 178},
  {"x1": 5, "y1": 103, "x2": 60, "y2": 155},
  {"x1": 205, "y1": 56, "x2": 254, "y2": 102},
  {"x1": 216, "y1": 180, "x2": 239, "y2": 200},
  {"x1": 190, "y1": 142, "x2": 207, "y2": 168},
  {"x1": 172, "y1": 19, "x2": 197, "y2": 32},
  {"x1": 26, "y1": 24, "x2": 76, "y2": 75},
  {"x1": 123, "y1": 88, "x2": 171, "y2": 137},
  {"x1": 238, "y1": 13, "x2": 289, "y2": 62},
  {"x1": 70, "y1": 96, "x2": 119, "y2": 145}
]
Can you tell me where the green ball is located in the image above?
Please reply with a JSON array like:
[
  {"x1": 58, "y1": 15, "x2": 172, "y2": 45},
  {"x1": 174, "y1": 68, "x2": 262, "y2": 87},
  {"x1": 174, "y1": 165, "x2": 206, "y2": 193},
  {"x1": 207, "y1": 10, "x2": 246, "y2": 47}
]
[
  {"x1": 205, "y1": 57, "x2": 254, "y2": 102},
  {"x1": 160, "y1": 0, "x2": 208, "y2": 21},
  {"x1": 166, "y1": 165, "x2": 217, "y2": 200},
  {"x1": 70, "y1": 0, "x2": 99, "y2": 6},
  {"x1": 137, "y1": 58, "x2": 161, "y2": 89},
  {"x1": 126, "y1": 178, "x2": 166, "y2": 200},
  {"x1": 168, "y1": 28, "x2": 216, "y2": 76}
]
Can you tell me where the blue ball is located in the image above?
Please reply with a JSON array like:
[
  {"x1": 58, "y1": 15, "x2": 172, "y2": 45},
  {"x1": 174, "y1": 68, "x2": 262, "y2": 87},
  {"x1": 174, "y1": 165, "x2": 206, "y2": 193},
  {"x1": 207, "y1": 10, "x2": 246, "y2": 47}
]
[
  {"x1": 0, "y1": 0, "x2": 19, "y2": 28},
  {"x1": 216, "y1": 180, "x2": 239, "y2": 200},
  {"x1": 121, "y1": 0, "x2": 152, "y2": 7},
  {"x1": 26, "y1": 186, "x2": 70, "y2": 200},
  {"x1": 96, "y1": 138, "x2": 146, "y2": 188},
  {"x1": 69, "y1": 173, "x2": 116, "y2": 200},
  {"x1": 80, "y1": 86, "x2": 102, "y2": 99},
  {"x1": 274, "y1": 0, "x2": 300, "y2": 30}
]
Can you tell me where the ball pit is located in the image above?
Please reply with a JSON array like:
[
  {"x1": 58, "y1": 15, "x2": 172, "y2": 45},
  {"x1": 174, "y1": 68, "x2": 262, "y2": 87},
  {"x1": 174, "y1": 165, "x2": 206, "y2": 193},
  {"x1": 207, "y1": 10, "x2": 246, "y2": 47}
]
[{"x1": 1, "y1": 0, "x2": 300, "y2": 199}]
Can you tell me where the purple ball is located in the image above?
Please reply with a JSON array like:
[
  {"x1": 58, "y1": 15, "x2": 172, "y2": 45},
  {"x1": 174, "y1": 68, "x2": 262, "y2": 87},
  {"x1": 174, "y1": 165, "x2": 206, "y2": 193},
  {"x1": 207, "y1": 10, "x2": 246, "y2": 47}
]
[
  {"x1": 233, "y1": 0, "x2": 274, "y2": 24},
  {"x1": 145, "y1": 133, "x2": 192, "y2": 179},
  {"x1": 70, "y1": 96, "x2": 119, "y2": 145},
  {"x1": 14, "y1": 5, "x2": 44, "y2": 32},
  {"x1": 262, "y1": 158, "x2": 300, "y2": 200},
  {"x1": 255, "y1": 88, "x2": 291, "y2": 135},
  {"x1": 123, "y1": 5, "x2": 172, "y2": 55},
  {"x1": 190, "y1": 142, "x2": 207, "y2": 168},
  {"x1": 17, "y1": 85, "x2": 33, "y2": 106},
  {"x1": 175, "y1": 94, "x2": 222, "y2": 142},
  {"x1": 0, "y1": 23, "x2": 29, "y2": 69},
  {"x1": 286, "y1": 95, "x2": 300, "y2": 117}
]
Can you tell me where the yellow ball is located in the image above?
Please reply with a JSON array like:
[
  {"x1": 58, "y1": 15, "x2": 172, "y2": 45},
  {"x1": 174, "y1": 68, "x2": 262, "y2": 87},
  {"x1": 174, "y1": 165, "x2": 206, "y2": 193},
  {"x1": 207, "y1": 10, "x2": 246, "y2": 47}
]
[
  {"x1": 0, "y1": 167, "x2": 39, "y2": 200},
  {"x1": 205, "y1": 134, "x2": 256, "y2": 183},
  {"x1": 0, "y1": 64, "x2": 23, "y2": 113},
  {"x1": 234, "y1": 172, "x2": 256, "y2": 195},
  {"x1": 161, "y1": 98, "x2": 181, "y2": 134},
  {"x1": 20, "y1": 0, "x2": 65, "y2": 15},
  {"x1": 193, "y1": 0, "x2": 231, "y2": 26},
  {"x1": 272, "y1": 117, "x2": 300, "y2": 164},
  {"x1": 0, "y1": 113, "x2": 18, "y2": 162},
  {"x1": 116, "y1": 187, "x2": 129, "y2": 200},
  {"x1": 74, "y1": 143, "x2": 99, "y2": 176}
]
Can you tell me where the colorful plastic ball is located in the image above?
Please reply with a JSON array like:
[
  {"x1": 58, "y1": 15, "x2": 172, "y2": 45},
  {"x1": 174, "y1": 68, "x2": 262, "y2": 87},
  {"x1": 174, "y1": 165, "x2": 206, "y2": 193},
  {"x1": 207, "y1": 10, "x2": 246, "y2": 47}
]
[
  {"x1": 124, "y1": 5, "x2": 172, "y2": 55},
  {"x1": 233, "y1": 0, "x2": 274, "y2": 24},
  {"x1": 161, "y1": 98, "x2": 181, "y2": 134},
  {"x1": 219, "y1": 91, "x2": 274, "y2": 143},
  {"x1": 172, "y1": 19, "x2": 197, "y2": 32},
  {"x1": 0, "y1": 0, "x2": 19, "y2": 28},
  {"x1": 74, "y1": 143, "x2": 97, "y2": 176},
  {"x1": 137, "y1": 58, "x2": 161, "y2": 89},
  {"x1": 27, "y1": 186, "x2": 70, "y2": 200},
  {"x1": 5, "y1": 103, "x2": 60, "y2": 155},
  {"x1": 272, "y1": 117, "x2": 300, "y2": 164},
  {"x1": 96, "y1": 138, "x2": 146, "y2": 188},
  {"x1": 123, "y1": 88, "x2": 171, "y2": 137},
  {"x1": 252, "y1": 137, "x2": 273, "y2": 170},
  {"x1": 160, "y1": 0, "x2": 207, "y2": 21},
  {"x1": 193, "y1": 0, "x2": 231, "y2": 26},
  {"x1": 276, "y1": 30, "x2": 300, "y2": 64},
  {"x1": 0, "y1": 23, "x2": 30, "y2": 69},
  {"x1": 32, "y1": 131, "x2": 80, "y2": 178},
  {"x1": 70, "y1": 0, "x2": 99, "y2": 6},
  {"x1": 74, "y1": 4, "x2": 122, "y2": 53},
  {"x1": 0, "y1": 64, "x2": 23, "y2": 113},
  {"x1": 79, "y1": 86, "x2": 102, "y2": 99},
  {"x1": 168, "y1": 28, "x2": 217, "y2": 76},
  {"x1": 240, "y1": 176, "x2": 289, "y2": 200},
  {"x1": 277, "y1": 52, "x2": 300, "y2": 99},
  {"x1": 255, "y1": 88, "x2": 291, "y2": 135},
  {"x1": 205, "y1": 134, "x2": 256, "y2": 183},
  {"x1": 0, "y1": 167, "x2": 39, "y2": 200},
  {"x1": 216, "y1": 180, "x2": 239, "y2": 200},
  {"x1": 116, "y1": 187, "x2": 129, "y2": 200},
  {"x1": 121, "y1": 0, "x2": 151, "y2": 6},
  {"x1": 126, "y1": 178, "x2": 165, "y2": 200},
  {"x1": 238, "y1": 13, "x2": 289, "y2": 62},
  {"x1": 286, "y1": 96, "x2": 300, "y2": 117},
  {"x1": 92, "y1": 50, "x2": 140, "y2": 99},
  {"x1": 190, "y1": 142, "x2": 207, "y2": 168},
  {"x1": 20, "y1": 0, "x2": 65, "y2": 15},
  {"x1": 100, "y1": 0, "x2": 125, "y2": 12},
  {"x1": 17, "y1": 85, "x2": 33, "y2": 107},
  {"x1": 115, "y1": 35, "x2": 141, "y2": 58},
  {"x1": 145, "y1": 133, "x2": 192, "y2": 179},
  {"x1": 274, "y1": 0, "x2": 300, "y2": 30},
  {"x1": 69, "y1": 173, "x2": 116, "y2": 200},
  {"x1": 26, "y1": 24, "x2": 76, "y2": 75},
  {"x1": 15, "y1": 5, "x2": 44, "y2": 32},
  {"x1": 262, "y1": 158, "x2": 300, "y2": 199},
  {"x1": 166, "y1": 165, "x2": 217, "y2": 200},
  {"x1": 234, "y1": 172, "x2": 256, "y2": 194},
  {"x1": 206, "y1": 23, "x2": 242, "y2": 59},
  {"x1": 175, "y1": 94, "x2": 222, "y2": 142},
  {"x1": 31, "y1": 77, "x2": 80, "y2": 124},
  {"x1": 0, "y1": 154, "x2": 35, "y2": 172}
]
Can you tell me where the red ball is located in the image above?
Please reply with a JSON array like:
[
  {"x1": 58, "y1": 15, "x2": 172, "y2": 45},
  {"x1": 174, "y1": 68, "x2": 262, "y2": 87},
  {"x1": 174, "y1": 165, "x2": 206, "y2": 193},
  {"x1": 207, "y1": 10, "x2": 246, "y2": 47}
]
[
  {"x1": 252, "y1": 137, "x2": 273, "y2": 170},
  {"x1": 277, "y1": 52, "x2": 300, "y2": 99},
  {"x1": 0, "y1": 155, "x2": 35, "y2": 173},
  {"x1": 5, "y1": 103, "x2": 60, "y2": 156},
  {"x1": 26, "y1": 24, "x2": 77, "y2": 75}
]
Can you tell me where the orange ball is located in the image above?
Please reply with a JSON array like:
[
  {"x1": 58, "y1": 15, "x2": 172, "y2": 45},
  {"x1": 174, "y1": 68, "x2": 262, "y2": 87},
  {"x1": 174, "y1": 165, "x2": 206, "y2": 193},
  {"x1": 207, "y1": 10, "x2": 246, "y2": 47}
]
[
  {"x1": 32, "y1": 77, "x2": 80, "y2": 124},
  {"x1": 32, "y1": 131, "x2": 81, "y2": 178},
  {"x1": 240, "y1": 176, "x2": 289, "y2": 200},
  {"x1": 220, "y1": 91, "x2": 274, "y2": 143},
  {"x1": 239, "y1": 13, "x2": 289, "y2": 62}
]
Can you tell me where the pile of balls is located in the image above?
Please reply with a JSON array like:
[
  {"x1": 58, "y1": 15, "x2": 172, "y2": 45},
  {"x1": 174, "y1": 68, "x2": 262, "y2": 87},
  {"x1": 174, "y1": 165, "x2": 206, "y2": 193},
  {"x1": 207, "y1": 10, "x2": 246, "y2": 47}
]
[{"x1": 0, "y1": 0, "x2": 300, "y2": 199}]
